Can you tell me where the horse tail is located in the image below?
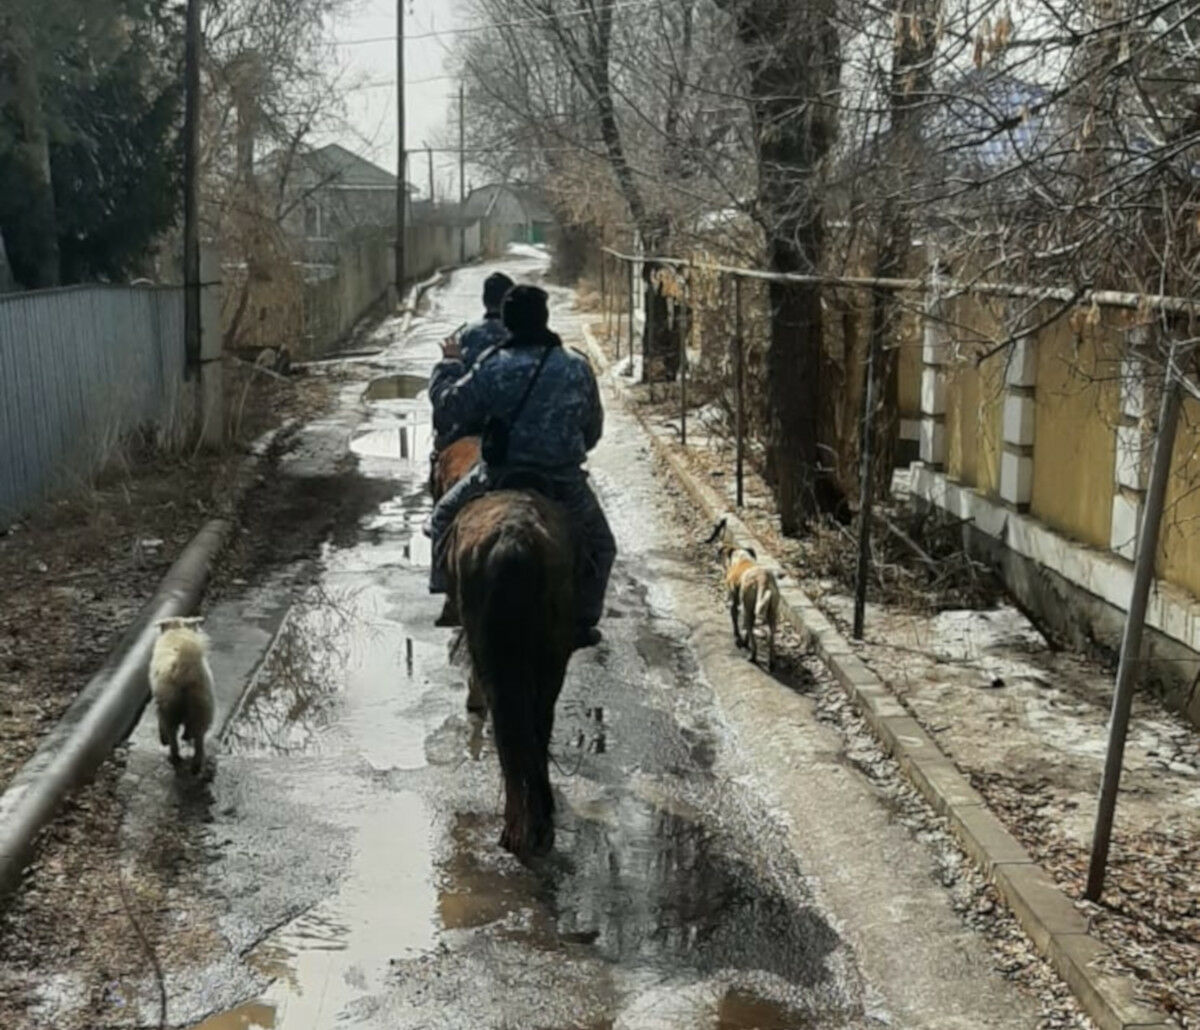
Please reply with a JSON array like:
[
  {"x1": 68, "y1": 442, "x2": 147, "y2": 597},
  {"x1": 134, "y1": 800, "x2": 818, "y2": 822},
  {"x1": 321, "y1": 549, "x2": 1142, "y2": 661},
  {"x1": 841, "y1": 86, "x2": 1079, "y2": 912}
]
[{"x1": 460, "y1": 515, "x2": 563, "y2": 858}]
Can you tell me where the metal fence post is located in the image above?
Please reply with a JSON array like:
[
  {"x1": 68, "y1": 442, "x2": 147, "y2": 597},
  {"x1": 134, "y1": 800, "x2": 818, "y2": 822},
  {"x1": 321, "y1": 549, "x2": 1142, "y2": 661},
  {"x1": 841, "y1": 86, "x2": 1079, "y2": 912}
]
[
  {"x1": 680, "y1": 267, "x2": 689, "y2": 447},
  {"x1": 734, "y1": 276, "x2": 744, "y2": 509},
  {"x1": 626, "y1": 257, "x2": 634, "y2": 368},
  {"x1": 599, "y1": 250, "x2": 606, "y2": 330},
  {"x1": 1086, "y1": 342, "x2": 1183, "y2": 900},
  {"x1": 853, "y1": 299, "x2": 880, "y2": 641}
]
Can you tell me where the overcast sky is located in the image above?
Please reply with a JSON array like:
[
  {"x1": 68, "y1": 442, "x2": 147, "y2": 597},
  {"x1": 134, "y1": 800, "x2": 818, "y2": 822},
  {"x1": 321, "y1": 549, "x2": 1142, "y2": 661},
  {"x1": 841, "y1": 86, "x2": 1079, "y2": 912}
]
[{"x1": 319, "y1": 0, "x2": 467, "y2": 198}]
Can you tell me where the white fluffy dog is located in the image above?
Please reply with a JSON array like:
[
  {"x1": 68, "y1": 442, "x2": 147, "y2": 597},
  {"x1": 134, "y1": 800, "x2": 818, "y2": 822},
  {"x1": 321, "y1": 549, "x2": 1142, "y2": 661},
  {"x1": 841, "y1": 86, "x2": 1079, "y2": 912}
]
[{"x1": 149, "y1": 617, "x2": 215, "y2": 773}]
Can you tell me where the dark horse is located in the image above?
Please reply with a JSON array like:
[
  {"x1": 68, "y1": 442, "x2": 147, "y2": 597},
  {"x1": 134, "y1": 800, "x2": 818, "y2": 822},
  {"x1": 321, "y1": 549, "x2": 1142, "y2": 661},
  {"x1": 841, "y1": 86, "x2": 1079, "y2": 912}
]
[
  {"x1": 430, "y1": 436, "x2": 483, "y2": 502},
  {"x1": 436, "y1": 436, "x2": 576, "y2": 860}
]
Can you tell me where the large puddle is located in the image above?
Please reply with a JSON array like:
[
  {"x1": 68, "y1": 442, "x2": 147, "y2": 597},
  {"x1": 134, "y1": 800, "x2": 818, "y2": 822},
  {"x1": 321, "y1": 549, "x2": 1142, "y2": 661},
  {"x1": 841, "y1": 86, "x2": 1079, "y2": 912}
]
[
  {"x1": 440, "y1": 793, "x2": 840, "y2": 987},
  {"x1": 223, "y1": 581, "x2": 442, "y2": 766},
  {"x1": 195, "y1": 791, "x2": 436, "y2": 1030}
]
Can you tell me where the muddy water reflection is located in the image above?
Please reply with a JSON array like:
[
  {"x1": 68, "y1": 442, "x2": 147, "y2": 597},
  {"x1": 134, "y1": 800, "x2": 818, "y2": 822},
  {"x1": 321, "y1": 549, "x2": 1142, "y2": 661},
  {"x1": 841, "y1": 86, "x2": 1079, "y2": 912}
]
[
  {"x1": 363, "y1": 373, "x2": 427, "y2": 400},
  {"x1": 198, "y1": 792, "x2": 436, "y2": 1030},
  {"x1": 350, "y1": 414, "x2": 432, "y2": 467},
  {"x1": 224, "y1": 581, "x2": 441, "y2": 764},
  {"x1": 717, "y1": 989, "x2": 814, "y2": 1029},
  {"x1": 440, "y1": 795, "x2": 839, "y2": 988}
]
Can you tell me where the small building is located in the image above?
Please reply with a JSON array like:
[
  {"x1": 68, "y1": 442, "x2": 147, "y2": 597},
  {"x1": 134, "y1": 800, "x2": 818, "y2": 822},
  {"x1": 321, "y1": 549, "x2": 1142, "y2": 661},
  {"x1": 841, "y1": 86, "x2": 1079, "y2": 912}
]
[
  {"x1": 263, "y1": 143, "x2": 414, "y2": 262},
  {"x1": 464, "y1": 184, "x2": 555, "y2": 246}
]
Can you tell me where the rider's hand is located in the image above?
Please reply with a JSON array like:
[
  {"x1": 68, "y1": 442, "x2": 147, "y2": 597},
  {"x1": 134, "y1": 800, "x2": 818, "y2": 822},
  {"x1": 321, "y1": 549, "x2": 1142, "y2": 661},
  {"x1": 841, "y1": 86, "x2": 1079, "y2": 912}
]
[{"x1": 441, "y1": 336, "x2": 462, "y2": 360}]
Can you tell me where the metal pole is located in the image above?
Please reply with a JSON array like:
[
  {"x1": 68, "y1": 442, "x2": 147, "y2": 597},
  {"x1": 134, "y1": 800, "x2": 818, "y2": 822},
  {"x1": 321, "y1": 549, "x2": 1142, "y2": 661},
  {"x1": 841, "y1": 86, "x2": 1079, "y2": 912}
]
[
  {"x1": 680, "y1": 270, "x2": 688, "y2": 447},
  {"x1": 853, "y1": 316, "x2": 880, "y2": 640},
  {"x1": 626, "y1": 258, "x2": 634, "y2": 366},
  {"x1": 646, "y1": 276, "x2": 655, "y2": 401},
  {"x1": 606, "y1": 254, "x2": 613, "y2": 339},
  {"x1": 735, "y1": 276, "x2": 744, "y2": 509},
  {"x1": 182, "y1": 0, "x2": 201, "y2": 381},
  {"x1": 1086, "y1": 346, "x2": 1182, "y2": 900},
  {"x1": 394, "y1": 0, "x2": 405, "y2": 299},
  {"x1": 600, "y1": 250, "x2": 607, "y2": 336},
  {"x1": 458, "y1": 82, "x2": 466, "y2": 264}
]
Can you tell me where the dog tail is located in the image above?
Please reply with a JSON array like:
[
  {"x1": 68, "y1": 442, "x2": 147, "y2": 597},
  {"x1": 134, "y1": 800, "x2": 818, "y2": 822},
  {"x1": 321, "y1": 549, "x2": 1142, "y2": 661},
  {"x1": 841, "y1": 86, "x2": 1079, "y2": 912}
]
[{"x1": 704, "y1": 516, "x2": 729, "y2": 545}]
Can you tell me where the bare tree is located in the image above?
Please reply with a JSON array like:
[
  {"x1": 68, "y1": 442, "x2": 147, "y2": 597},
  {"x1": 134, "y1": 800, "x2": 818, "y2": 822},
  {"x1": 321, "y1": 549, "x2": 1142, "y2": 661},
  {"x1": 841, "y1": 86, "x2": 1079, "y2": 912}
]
[{"x1": 716, "y1": 0, "x2": 842, "y2": 532}]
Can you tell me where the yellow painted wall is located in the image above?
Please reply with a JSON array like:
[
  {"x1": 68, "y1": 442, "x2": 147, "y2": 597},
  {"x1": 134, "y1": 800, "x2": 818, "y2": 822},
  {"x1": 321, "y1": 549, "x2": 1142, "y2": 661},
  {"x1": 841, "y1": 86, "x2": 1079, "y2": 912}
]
[
  {"x1": 945, "y1": 357, "x2": 980, "y2": 487},
  {"x1": 1029, "y1": 320, "x2": 1119, "y2": 551},
  {"x1": 1157, "y1": 396, "x2": 1200, "y2": 597},
  {"x1": 943, "y1": 295, "x2": 1004, "y2": 495}
]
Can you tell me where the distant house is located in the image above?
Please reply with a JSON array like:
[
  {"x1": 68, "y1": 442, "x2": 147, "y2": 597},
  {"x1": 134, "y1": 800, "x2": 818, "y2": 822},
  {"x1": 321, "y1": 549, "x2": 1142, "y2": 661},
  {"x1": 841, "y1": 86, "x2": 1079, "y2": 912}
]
[
  {"x1": 263, "y1": 143, "x2": 414, "y2": 261},
  {"x1": 464, "y1": 184, "x2": 555, "y2": 245}
]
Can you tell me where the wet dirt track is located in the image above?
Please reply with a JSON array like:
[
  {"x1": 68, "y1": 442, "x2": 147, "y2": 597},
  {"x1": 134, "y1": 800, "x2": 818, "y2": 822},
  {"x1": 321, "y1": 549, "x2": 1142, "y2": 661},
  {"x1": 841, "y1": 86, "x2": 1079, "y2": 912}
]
[{"x1": 43, "y1": 254, "x2": 1046, "y2": 1030}]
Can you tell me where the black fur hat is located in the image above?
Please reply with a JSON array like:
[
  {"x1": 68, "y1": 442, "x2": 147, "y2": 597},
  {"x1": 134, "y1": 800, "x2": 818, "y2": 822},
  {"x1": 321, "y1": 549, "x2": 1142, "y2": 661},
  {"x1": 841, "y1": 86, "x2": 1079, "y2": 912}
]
[
  {"x1": 502, "y1": 284, "x2": 550, "y2": 335},
  {"x1": 483, "y1": 272, "x2": 515, "y2": 311}
]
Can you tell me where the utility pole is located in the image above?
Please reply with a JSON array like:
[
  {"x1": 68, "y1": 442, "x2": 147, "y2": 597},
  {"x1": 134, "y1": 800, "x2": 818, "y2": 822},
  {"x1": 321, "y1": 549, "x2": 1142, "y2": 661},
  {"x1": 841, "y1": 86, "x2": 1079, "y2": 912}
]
[
  {"x1": 426, "y1": 145, "x2": 434, "y2": 206},
  {"x1": 182, "y1": 0, "x2": 201, "y2": 379},
  {"x1": 458, "y1": 82, "x2": 466, "y2": 263},
  {"x1": 394, "y1": 0, "x2": 405, "y2": 302}
]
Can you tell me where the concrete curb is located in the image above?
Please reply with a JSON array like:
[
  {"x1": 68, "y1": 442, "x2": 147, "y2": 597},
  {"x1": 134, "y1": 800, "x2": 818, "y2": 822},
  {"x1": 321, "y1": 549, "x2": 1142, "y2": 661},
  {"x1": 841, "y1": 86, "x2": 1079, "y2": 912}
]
[
  {"x1": 580, "y1": 324, "x2": 1179, "y2": 1030},
  {"x1": 399, "y1": 266, "x2": 453, "y2": 337},
  {"x1": 0, "y1": 519, "x2": 231, "y2": 901}
]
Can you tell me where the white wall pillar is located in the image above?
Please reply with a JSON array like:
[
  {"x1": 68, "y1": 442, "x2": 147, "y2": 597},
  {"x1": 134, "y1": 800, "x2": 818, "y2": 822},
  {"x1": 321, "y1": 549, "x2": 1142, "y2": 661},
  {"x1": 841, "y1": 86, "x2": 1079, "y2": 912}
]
[
  {"x1": 1111, "y1": 329, "x2": 1151, "y2": 560},
  {"x1": 919, "y1": 265, "x2": 947, "y2": 468},
  {"x1": 999, "y1": 335, "x2": 1036, "y2": 509}
]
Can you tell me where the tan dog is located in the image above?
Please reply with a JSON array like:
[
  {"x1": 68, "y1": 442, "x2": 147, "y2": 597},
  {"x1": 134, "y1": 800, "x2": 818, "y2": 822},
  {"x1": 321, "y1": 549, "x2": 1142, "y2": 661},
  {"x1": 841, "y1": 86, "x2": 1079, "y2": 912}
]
[
  {"x1": 149, "y1": 616, "x2": 214, "y2": 774},
  {"x1": 705, "y1": 518, "x2": 780, "y2": 669}
]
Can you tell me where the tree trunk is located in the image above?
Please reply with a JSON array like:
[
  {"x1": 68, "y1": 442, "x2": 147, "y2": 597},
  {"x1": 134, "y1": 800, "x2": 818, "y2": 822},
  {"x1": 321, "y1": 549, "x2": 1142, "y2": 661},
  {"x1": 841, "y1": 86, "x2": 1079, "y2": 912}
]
[
  {"x1": 864, "y1": 0, "x2": 939, "y2": 497},
  {"x1": 723, "y1": 0, "x2": 840, "y2": 533},
  {"x1": 2, "y1": 10, "x2": 59, "y2": 287}
]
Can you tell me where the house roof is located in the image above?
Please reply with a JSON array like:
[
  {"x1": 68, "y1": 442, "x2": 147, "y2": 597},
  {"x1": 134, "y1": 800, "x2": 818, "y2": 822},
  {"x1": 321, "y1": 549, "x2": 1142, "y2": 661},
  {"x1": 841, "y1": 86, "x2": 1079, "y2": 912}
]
[
  {"x1": 259, "y1": 142, "x2": 413, "y2": 192},
  {"x1": 304, "y1": 143, "x2": 399, "y2": 188},
  {"x1": 465, "y1": 183, "x2": 554, "y2": 223}
]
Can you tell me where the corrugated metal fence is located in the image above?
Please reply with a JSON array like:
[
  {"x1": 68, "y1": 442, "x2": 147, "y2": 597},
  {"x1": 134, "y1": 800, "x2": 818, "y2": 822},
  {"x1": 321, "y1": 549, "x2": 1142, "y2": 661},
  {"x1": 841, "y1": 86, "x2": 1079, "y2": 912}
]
[{"x1": 0, "y1": 284, "x2": 185, "y2": 520}]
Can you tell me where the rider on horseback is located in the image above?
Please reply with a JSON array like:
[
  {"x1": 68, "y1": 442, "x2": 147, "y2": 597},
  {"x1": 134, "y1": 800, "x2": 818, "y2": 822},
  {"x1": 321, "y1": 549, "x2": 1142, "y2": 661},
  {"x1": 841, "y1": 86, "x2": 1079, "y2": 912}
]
[
  {"x1": 425, "y1": 284, "x2": 616, "y2": 649},
  {"x1": 430, "y1": 272, "x2": 514, "y2": 468}
]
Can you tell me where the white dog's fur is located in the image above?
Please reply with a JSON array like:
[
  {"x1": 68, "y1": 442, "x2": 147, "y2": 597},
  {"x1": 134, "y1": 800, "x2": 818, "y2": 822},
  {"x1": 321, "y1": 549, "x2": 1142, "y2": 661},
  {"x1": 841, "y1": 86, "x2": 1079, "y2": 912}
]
[{"x1": 149, "y1": 617, "x2": 214, "y2": 773}]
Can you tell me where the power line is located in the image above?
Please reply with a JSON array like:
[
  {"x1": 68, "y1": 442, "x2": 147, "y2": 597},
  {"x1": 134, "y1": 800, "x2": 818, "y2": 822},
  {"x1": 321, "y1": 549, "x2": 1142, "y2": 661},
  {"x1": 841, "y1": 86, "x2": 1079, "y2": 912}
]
[{"x1": 327, "y1": 0, "x2": 662, "y2": 47}]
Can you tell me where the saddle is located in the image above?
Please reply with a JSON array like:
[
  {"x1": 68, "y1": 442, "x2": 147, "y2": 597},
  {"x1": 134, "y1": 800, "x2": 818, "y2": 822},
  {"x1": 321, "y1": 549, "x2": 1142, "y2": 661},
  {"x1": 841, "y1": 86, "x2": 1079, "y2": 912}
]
[{"x1": 489, "y1": 467, "x2": 565, "y2": 502}]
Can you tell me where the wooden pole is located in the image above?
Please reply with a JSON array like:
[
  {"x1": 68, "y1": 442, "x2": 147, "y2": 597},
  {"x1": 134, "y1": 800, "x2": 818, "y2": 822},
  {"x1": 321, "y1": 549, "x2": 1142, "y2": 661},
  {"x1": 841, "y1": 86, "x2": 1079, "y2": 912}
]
[
  {"x1": 458, "y1": 82, "x2": 466, "y2": 263},
  {"x1": 1086, "y1": 345, "x2": 1182, "y2": 900},
  {"x1": 426, "y1": 145, "x2": 434, "y2": 204},
  {"x1": 394, "y1": 0, "x2": 405, "y2": 298},
  {"x1": 182, "y1": 0, "x2": 201, "y2": 381},
  {"x1": 735, "y1": 276, "x2": 744, "y2": 509}
]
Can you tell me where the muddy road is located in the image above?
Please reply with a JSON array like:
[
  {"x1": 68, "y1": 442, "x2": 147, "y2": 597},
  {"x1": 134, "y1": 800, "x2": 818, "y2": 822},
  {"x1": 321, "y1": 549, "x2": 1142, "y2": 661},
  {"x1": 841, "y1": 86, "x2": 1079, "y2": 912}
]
[{"x1": 13, "y1": 254, "x2": 1054, "y2": 1029}]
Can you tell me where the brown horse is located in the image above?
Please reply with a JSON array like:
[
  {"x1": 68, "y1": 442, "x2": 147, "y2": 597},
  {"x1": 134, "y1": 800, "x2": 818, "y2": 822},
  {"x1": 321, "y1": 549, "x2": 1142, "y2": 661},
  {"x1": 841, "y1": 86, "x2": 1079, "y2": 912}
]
[
  {"x1": 431, "y1": 435, "x2": 481, "y2": 501},
  {"x1": 440, "y1": 462, "x2": 576, "y2": 860}
]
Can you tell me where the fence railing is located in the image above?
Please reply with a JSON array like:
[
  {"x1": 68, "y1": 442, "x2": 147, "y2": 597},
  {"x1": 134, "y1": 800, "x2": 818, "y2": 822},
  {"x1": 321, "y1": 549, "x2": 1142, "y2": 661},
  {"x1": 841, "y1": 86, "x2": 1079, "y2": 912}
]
[{"x1": 0, "y1": 283, "x2": 185, "y2": 520}]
